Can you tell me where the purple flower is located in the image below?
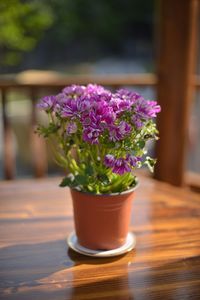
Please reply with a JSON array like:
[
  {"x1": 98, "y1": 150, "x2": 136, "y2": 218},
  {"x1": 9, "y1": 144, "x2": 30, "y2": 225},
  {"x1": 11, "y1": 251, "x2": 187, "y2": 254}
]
[
  {"x1": 118, "y1": 99, "x2": 133, "y2": 111},
  {"x1": 110, "y1": 96, "x2": 132, "y2": 114},
  {"x1": 109, "y1": 91, "x2": 142, "y2": 116},
  {"x1": 37, "y1": 85, "x2": 161, "y2": 172},
  {"x1": 119, "y1": 121, "x2": 131, "y2": 135},
  {"x1": 109, "y1": 121, "x2": 131, "y2": 141},
  {"x1": 126, "y1": 154, "x2": 141, "y2": 167},
  {"x1": 145, "y1": 100, "x2": 161, "y2": 117},
  {"x1": 104, "y1": 155, "x2": 131, "y2": 175},
  {"x1": 130, "y1": 98, "x2": 161, "y2": 128},
  {"x1": 37, "y1": 95, "x2": 57, "y2": 111},
  {"x1": 131, "y1": 115, "x2": 144, "y2": 129},
  {"x1": 59, "y1": 96, "x2": 89, "y2": 118},
  {"x1": 82, "y1": 111, "x2": 99, "y2": 127},
  {"x1": 66, "y1": 122, "x2": 77, "y2": 135},
  {"x1": 80, "y1": 100, "x2": 115, "y2": 137},
  {"x1": 60, "y1": 99, "x2": 79, "y2": 118},
  {"x1": 95, "y1": 101, "x2": 115, "y2": 124},
  {"x1": 104, "y1": 154, "x2": 115, "y2": 168},
  {"x1": 53, "y1": 93, "x2": 65, "y2": 111},
  {"x1": 104, "y1": 154, "x2": 141, "y2": 174},
  {"x1": 112, "y1": 158, "x2": 131, "y2": 175},
  {"x1": 109, "y1": 95, "x2": 122, "y2": 113},
  {"x1": 83, "y1": 126, "x2": 101, "y2": 144},
  {"x1": 116, "y1": 89, "x2": 141, "y2": 102},
  {"x1": 62, "y1": 85, "x2": 85, "y2": 98},
  {"x1": 86, "y1": 84, "x2": 110, "y2": 96},
  {"x1": 115, "y1": 89, "x2": 161, "y2": 123},
  {"x1": 99, "y1": 92, "x2": 112, "y2": 102},
  {"x1": 134, "y1": 98, "x2": 161, "y2": 120}
]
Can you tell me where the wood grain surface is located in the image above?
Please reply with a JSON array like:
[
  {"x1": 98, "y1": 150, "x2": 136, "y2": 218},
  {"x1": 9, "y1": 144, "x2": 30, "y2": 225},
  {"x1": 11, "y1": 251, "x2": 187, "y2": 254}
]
[{"x1": 0, "y1": 176, "x2": 200, "y2": 300}]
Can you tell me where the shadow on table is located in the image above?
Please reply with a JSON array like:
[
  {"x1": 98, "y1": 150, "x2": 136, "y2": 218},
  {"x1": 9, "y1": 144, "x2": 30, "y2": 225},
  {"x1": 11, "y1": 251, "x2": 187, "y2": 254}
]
[
  {"x1": 0, "y1": 239, "x2": 200, "y2": 300},
  {"x1": 0, "y1": 239, "x2": 133, "y2": 299},
  {"x1": 0, "y1": 240, "x2": 69, "y2": 285}
]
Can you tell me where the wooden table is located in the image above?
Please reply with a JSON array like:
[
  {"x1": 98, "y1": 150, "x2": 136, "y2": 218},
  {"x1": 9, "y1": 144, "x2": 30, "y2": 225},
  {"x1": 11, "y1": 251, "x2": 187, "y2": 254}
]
[{"x1": 0, "y1": 177, "x2": 200, "y2": 300}]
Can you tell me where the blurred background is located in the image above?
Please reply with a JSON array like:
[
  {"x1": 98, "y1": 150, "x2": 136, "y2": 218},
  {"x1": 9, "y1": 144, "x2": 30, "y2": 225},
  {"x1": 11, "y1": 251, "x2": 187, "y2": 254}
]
[
  {"x1": 0, "y1": 0, "x2": 199, "y2": 191},
  {"x1": 0, "y1": 0, "x2": 155, "y2": 74}
]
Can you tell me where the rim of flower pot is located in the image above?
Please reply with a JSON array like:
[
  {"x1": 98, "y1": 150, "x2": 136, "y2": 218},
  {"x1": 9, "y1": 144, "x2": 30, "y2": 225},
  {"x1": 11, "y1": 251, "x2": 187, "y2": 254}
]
[{"x1": 70, "y1": 180, "x2": 139, "y2": 197}]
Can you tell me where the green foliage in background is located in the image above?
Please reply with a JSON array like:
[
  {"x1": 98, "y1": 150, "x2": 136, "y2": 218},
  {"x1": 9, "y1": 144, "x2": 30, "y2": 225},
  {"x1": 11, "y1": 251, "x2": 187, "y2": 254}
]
[
  {"x1": 0, "y1": 0, "x2": 154, "y2": 67},
  {"x1": 0, "y1": 0, "x2": 53, "y2": 66},
  {"x1": 44, "y1": 0, "x2": 154, "y2": 48}
]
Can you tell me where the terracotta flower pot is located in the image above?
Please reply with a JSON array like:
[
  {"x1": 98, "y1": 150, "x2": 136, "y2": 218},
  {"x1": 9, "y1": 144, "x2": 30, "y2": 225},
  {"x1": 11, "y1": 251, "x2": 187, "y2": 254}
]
[{"x1": 70, "y1": 186, "x2": 137, "y2": 250}]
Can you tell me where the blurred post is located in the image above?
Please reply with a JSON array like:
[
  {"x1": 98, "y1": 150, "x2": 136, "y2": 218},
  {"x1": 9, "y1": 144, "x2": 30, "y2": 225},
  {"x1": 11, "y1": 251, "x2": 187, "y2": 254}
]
[
  {"x1": 30, "y1": 88, "x2": 48, "y2": 177},
  {"x1": 155, "y1": 0, "x2": 199, "y2": 186},
  {"x1": 2, "y1": 88, "x2": 16, "y2": 179}
]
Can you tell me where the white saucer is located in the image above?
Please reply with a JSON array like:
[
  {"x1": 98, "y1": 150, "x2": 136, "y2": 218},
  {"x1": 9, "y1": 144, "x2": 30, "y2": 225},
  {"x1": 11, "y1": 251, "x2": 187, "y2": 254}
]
[{"x1": 67, "y1": 232, "x2": 136, "y2": 257}]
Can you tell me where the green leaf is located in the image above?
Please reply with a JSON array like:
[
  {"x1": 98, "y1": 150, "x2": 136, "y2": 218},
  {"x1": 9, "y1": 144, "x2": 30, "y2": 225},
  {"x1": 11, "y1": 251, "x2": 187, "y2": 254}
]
[
  {"x1": 59, "y1": 177, "x2": 72, "y2": 187},
  {"x1": 111, "y1": 183, "x2": 124, "y2": 193},
  {"x1": 145, "y1": 157, "x2": 157, "y2": 173},
  {"x1": 53, "y1": 153, "x2": 69, "y2": 168},
  {"x1": 105, "y1": 141, "x2": 115, "y2": 148},
  {"x1": 36, "y1": 123, "x2": 59, "y2": 138},
  {"x1": 138, "y1": 140, "x2": 145, "y2": 149},
  {"x1": 85, "y1": 165, "x2": 94, "y2": 176},
  {"x1": 74, "y1": 175, "x2": 88, "y2": 185},
  {"x1": 97, "y1": 174, "x2": 110, "y2": 185}
]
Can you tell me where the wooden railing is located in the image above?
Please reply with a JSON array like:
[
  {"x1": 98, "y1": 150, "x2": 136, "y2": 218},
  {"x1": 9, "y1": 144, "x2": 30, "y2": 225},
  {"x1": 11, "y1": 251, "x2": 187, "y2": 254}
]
[{"x1": 1, "y1": 73, "x2": 200, "y2": 192}]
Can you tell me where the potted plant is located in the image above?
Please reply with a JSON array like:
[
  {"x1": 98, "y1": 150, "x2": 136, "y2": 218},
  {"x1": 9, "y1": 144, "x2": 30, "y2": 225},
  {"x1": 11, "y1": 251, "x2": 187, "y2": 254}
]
[{"x1": 36, "y1": 84, "x2": 160, "y2": 254}]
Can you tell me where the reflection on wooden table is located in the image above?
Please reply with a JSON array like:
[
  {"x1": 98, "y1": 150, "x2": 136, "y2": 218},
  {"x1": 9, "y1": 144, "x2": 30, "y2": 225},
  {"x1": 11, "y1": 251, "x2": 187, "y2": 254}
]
[{"x1": 0, "y1": 176, "x2": 200, "y2": 299}]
